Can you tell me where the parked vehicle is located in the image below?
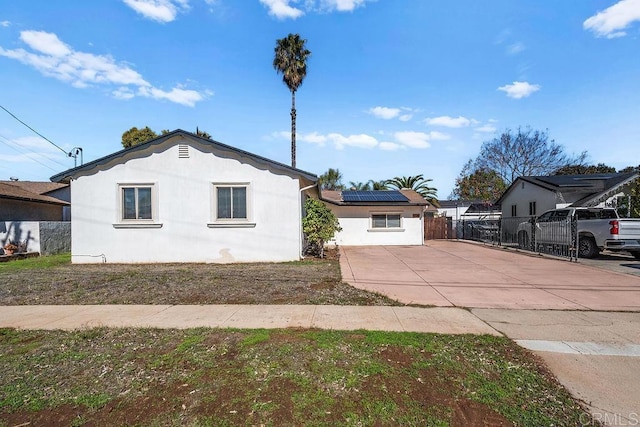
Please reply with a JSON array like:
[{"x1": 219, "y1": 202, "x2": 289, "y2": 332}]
[{"x1": 517, "y1": 207, "x2": 640, "y2": 259}]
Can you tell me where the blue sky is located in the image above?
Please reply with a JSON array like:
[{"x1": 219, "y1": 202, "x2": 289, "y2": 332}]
[{"x1": 1, "y1": 0, "x2": 640, "y2": 198}]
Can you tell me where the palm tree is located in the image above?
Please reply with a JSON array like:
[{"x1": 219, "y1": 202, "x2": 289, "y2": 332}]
[
  {"x1": 273, "y1": 33, "x2": 311, "y2": 169},
  {"x1": 318, "y1": 168, "x2": 344, "y2": 190},
  {"x1": 369, "y1": 180, "x2": 389, "y2": 190},
  {"x1": 348, "y1": 181, "x2": 371, "y2": 191},
  {"x1": 387, "y1": 174, "x2": 440, "y2": 207}
]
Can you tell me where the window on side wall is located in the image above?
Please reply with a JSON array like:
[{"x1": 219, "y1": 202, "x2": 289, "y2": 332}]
[
  {"x1": 371, "y1": 213, "x2": 402, "y2": 229},
  {"x1": 209, "y1": 183, "x2": 255, "y2": 228},
  {"x1": 115, "y1": 184, "x2": 160, "y2": 228},
  {"x1": 529, "y1": 201, "x2": 536, "y2": 216},
  {"x1": 511, "y1": 205, "x2": 517, "y2": 217}
]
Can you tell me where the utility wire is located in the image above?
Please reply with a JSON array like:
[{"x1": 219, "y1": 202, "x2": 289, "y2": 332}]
[
  {"x1": 0, "y1": 134, "x2": 62, "y2": 172},
  {"x1": 0, "y1": 104, "x2": 67, "y2": 155}
]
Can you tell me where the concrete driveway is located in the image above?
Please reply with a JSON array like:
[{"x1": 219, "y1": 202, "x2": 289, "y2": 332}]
[
  {"x1": 340, "y1": 241, "x2": 640, "y2": 422},
  {"x1": 339, "y1": 241, "x2": 640, "y2": 310}
]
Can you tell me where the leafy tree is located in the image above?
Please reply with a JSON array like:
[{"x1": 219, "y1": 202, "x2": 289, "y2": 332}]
[
  {"x1": 318, "y1": 168, "x2": 344, "y2": 190},
  {"x1": 195, "y1": 128, "x2": 212, "y2": 139},
  {"x1": 273, "y1": 33, "x2": 311, "y2": 168},
  {"x1": 554, "y1": 163, "x2": 616, "y2": 175},
  {"x1": 121, "y1": 126, "x2": 158, "y2": 148},
  {"x1": 472, "y1": 126, "x2": 587, "y2": 185},
  {"x1": 348, "y1": 181, "x2": 371, "y2": 190},
  {"x1": 369, "y1": 180, "x2": 389, "y2": 190},
  {"x1": 387, "y1": 174, "x2": 440, "y2": 207},
  {"x1": 302, "y1": 198, "x2": 342, "y2": 258},
  {"x1": 451, "y1": 160, "x2": 506, "y2": 202},
  {"x1": 617, "y1": 165, "x2": 640, "y2": 218}
]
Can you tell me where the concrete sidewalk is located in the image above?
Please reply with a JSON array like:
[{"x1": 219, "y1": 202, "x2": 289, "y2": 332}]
[{"x1": 0, "y1": 304, "x2": 500, "y2": 335}]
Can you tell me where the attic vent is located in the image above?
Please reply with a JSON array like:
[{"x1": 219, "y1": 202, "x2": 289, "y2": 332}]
[{"x1": 178, "y1": 144, "x2": 189, "y2": 158}]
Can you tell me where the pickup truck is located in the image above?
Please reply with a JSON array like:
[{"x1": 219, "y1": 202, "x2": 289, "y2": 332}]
[{"x1": 517, "y1": 207, "x2": 640, "y2": 259}]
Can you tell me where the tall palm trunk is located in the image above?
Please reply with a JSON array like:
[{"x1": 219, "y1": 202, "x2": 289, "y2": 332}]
[{"x1": 290, "y1": 90, "x2": 296, "y2": 168}]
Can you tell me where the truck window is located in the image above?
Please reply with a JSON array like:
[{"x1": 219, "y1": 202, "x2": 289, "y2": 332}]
[{"x1": 552, "y1": 210, "x2": 569, "y2": 220}]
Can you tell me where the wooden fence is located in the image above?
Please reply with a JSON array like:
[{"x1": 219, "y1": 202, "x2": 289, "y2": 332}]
[{"x1": 424, "y1": 216, "x2": 452, "y2": 240}]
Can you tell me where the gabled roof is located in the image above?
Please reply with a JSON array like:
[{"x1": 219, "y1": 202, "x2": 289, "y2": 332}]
[
  {"x1": 321, "y1": 189, "x2": 432, "y2": 208},
  {"x1": 50, "y1": 129, "x2": 317, "y2": 184},
  {"x1": 0, "y1": 181, "x2": 69, "y2": 205},
  {"x1": 496, "y1": 172, "x2": 639, "y2": 207}
]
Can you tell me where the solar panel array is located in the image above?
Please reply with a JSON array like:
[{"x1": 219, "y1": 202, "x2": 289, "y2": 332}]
[{"x1": 342, "y1": 190, "x2": 409, "y2": 202}]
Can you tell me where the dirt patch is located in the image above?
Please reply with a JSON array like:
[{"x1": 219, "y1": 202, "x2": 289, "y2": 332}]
[
  {"x1": 0, "y1": 329, "x2": 596, "y2": 426},
  {"x1": 0, "y1": 249, "x2": 401, "y2": 306}
]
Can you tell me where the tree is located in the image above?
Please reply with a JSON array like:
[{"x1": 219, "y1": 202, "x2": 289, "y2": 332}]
[
  {"x1": 195, "y1": 127, "x2": 212, "y2": 140},
  {"x1": 273, "y1": 33, "x2": 311, "y2": 168},
  {"x1": 473, "y1": 127, "x2": 587, "y2": 185},
  {"x1": 121, "y1": 126, "x2": 158, "y2": 148},
  {"x1": 302, "y1": 198, "x2": 342, "y2": 258},
  {"x1": 617, "y1": 165, "x2": 640, "y2": 218},
  {"x1": 318, "y1": 168, "x2": 344, "y2": 190},
  {"x1": 554, "y1": 163, "x2": 616, "y2": 175},
  {"x1": 387, "y1": 174, "x2": 440, "y2": 207},
  {"x1": 451, "y1": 160, "x2": 506, "y2": 202},
  {"x1": 369, "y1": 180, "x2": 389, "y2": 190},
  {"x1": 348, "y1": 181, "x2": 371, "y2": 190}
]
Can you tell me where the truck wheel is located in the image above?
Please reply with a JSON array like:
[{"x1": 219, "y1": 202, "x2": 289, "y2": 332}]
[
  {"x1": 578, "y1": 237, "x2": 599, "y2": 258},
  {"x1": 518, "y1": 231, "x2": 529, "y2": 250}
]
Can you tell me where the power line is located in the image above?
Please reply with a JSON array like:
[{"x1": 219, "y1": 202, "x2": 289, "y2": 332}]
[
  {"x1": 0, "y1": 134, "x2": 63, "y2": 172},
  {"x1": 0, "y1": 104, "x2": 67, "y2": 155}
]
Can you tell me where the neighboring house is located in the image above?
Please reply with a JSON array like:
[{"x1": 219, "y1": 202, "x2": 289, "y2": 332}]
[
  {"x1": 320, "y1": 189, "x2": 433, "y2": 245},
  {"x1": 0, "y1": 181, "x2": 69, "y2": 221},
  {"x1": 497, "y1": 173, "x2": 639, "y2": 219},
  {"x1": 437, "y1": 200, "x2": 501, "y2": 239},
  {"x1": 50, "y1": 129, "x2": 317, "y2": 264},
  {"x1": 437, "y1": 200, "x2": 501, "y2": 222},
  {"x1": 0, "y1": 181, "x2": 71, "y2": 255}
]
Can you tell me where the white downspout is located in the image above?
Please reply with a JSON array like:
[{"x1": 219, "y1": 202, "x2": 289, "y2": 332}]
[{"x1": 299, "y1": 183, "x2": 319, "y2": 258}]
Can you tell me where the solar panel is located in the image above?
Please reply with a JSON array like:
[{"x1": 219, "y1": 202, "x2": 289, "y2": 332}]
[{"x1": 342, "y1": 190, "x2": 409, "y2": 202}]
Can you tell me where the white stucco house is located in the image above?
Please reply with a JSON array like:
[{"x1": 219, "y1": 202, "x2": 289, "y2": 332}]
[
  {"x1": 51, "y1": 130, "x2": 317, "y2": 263},
  {"x1": 320, "y1": 189, "x2": 432, "y2": 246},
  {"x1": 496, "y1": 173, "x2": 639, "y2": 220}
]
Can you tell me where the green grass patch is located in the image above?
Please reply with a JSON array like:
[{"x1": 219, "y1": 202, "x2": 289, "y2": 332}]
[
  {"x1": 0, "y1": 252, "x2": 70, "y2": 271},
  {"x1": 0, "y1": 328, "x2": 596, "y2": 426}
]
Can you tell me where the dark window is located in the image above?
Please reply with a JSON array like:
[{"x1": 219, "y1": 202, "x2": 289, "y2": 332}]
[
  {"x1": 511, "y1": 205, "x2": 517, "y2": 217},
  {"x1": 122, "y1": 186, "x2": 152, "y2": 220},
  {"x1": 529, "y1": 201, "x2": 536, "y2": 216},
  {"x1": 217, "y1": 186, "x2": 247, "y2": 219}
]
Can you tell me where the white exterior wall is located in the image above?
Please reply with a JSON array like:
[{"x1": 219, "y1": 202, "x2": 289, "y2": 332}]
[
  {"x1": 328, "y1": 204, "x2": 424, "y2": 246},
  {"x1": 70, "y1": 143, "x2": 303, "y2": 263},
  {"x1": 501, "y1": 181, "x2": 559, "y2": 218}
]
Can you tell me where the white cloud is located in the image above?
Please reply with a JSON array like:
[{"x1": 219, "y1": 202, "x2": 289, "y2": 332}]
[
  {"x1": 399, "y1": 114, "x2": 412, "y2": 122},
  {"x1": 299, "y1": 131, "x2": 328, "y2": 145},
  {"x1": 0, "y1": 21, "x2": 10, "y2": 27},
  {"x1": 584, "y1": 0, "x2": 640, "y2": 38},
  {"x1": 259, "y1": 0, "x2": 304, "y2": 19},
  {"x1": 122, "y1": 0, "x2": 190, "y2": 23},
  {"x1": 497, "y1": 81, "x2": 541, "y2": 99},
  {"x1": 273, "y1": 128, "x2": 440, "y2": 151},
  {"x1": 379, "y1": 141, "x2": 401, "y2": 151},
  {"x1": 507, "y1": 42, "x2": 525, "y2": 55},
  {"x1": 328, "y1": 133, "x2": 378, "y2": 150},
  {"x1": 368, "y1": 106, "x2": 400, "y2": 120},
  {"x1": 260, "y1": 0, "x2": 370, "y2": 19},
  {"x1": 475, "y1": 124, "x2": 497, "y2": 133},
  {"x1": 424, "y1": 115, "x2": 472, "y2": 128},
  {"x1": 320, "y1": 0, "x2": 367, "y2": 12},
  {"x1": 0, "y1": 30, "x2": 206, "y2": 107},
  {"x1": 393, "y1": 131, "x2": 430, "y2": 149}
]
